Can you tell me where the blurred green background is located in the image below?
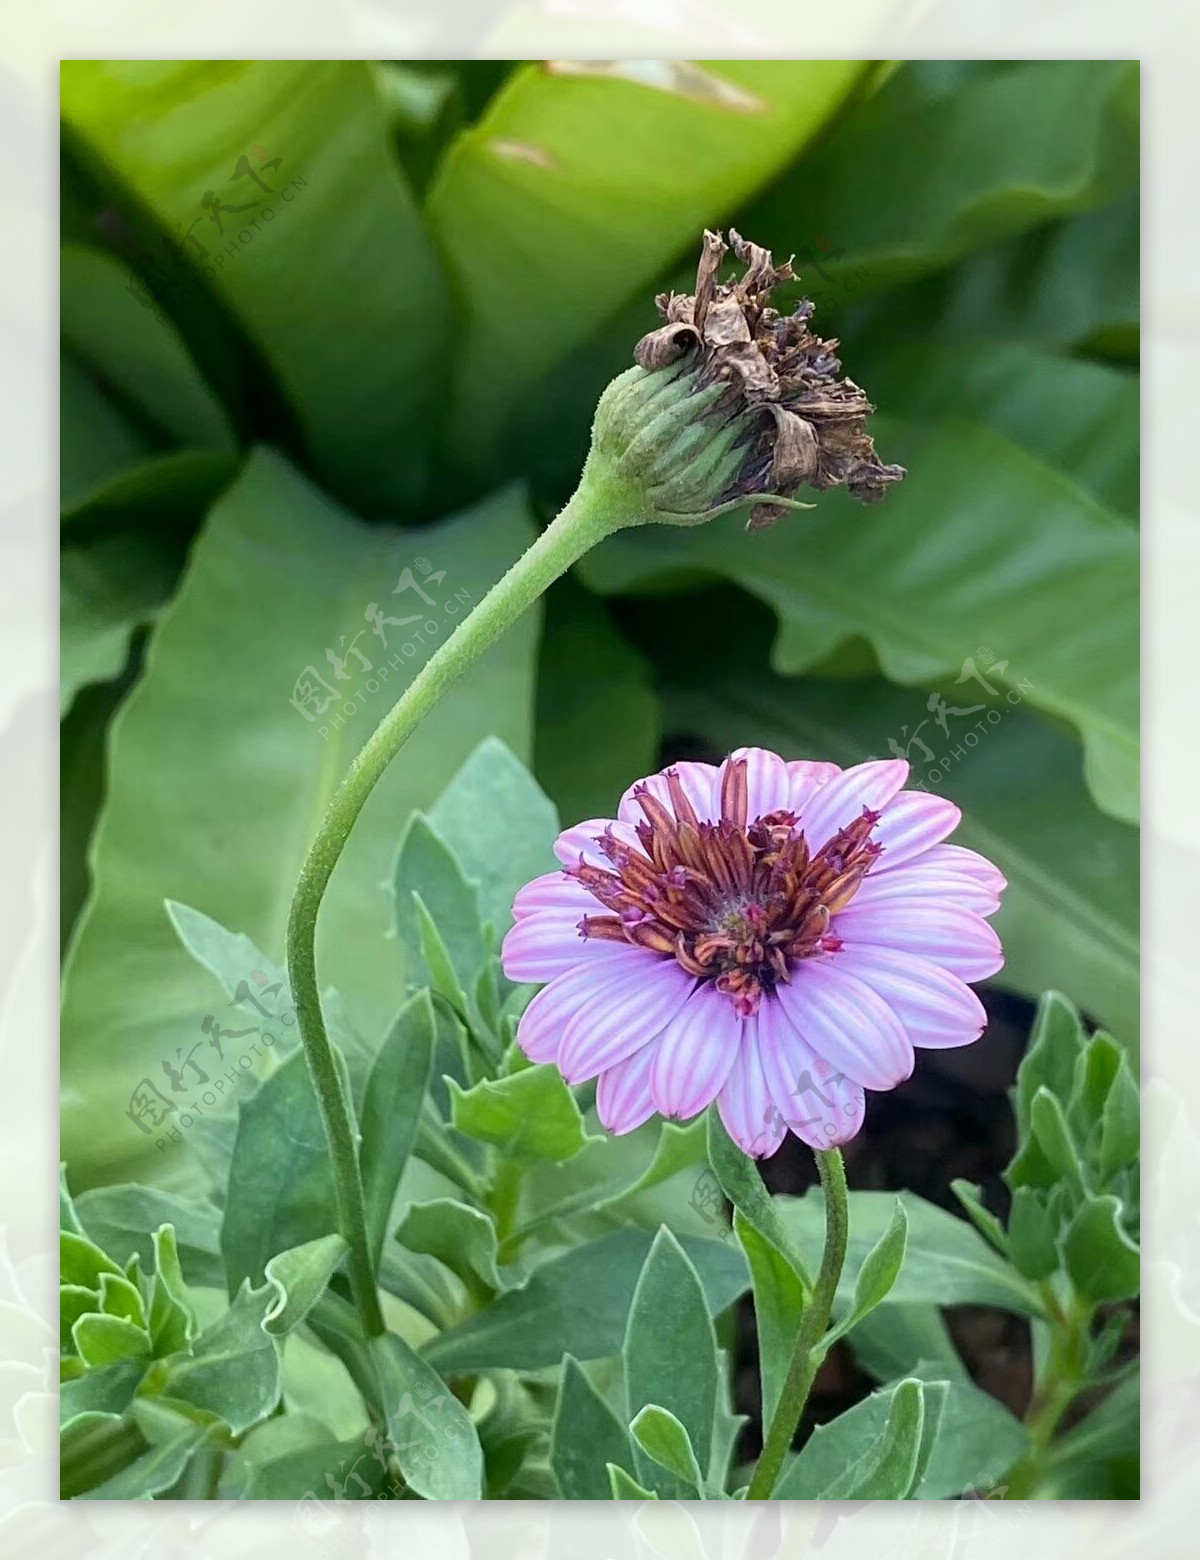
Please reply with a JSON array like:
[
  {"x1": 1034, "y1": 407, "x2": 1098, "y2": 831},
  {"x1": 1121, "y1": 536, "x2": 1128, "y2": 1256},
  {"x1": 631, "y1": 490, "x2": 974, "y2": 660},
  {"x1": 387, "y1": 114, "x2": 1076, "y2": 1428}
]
[{"x1": 60, "y1": 59, "x2": 1139, "y2": 1194}]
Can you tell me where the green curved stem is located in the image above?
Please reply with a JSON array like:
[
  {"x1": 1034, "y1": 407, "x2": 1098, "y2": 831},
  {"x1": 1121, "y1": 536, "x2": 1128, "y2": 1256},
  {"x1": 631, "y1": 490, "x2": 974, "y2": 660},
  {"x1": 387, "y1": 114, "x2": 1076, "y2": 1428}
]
[
  {"x1": 746, "y1": 1147, "x2": 849, "y2": 1500},
  {"x1": 285, "y1": 470, "x2": 630, "y2": 1340}
]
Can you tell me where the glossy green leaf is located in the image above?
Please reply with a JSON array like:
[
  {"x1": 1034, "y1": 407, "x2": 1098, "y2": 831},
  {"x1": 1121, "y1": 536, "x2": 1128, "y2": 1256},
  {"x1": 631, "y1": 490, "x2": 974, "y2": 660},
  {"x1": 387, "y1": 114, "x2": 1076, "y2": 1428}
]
[
  {"x1": 428, "y1": 735, "x2": 560, "y2": 941},
  {"x1": 584, "y1": 416, "x2": 1138, "y2": 823},
  {"x1": 423, "y1": 1228, "x2": 748, "y2": 1374},
  {"x1": 660, "y1": 664, "x2": 1138, "y2": 1043},
  {"x1": 262, "y1": 1234, "x2": 348, "y2": 1336},
  {"x1": 1062, "y1": 1194, "x2": 1140, "y2": 1303},
  {"x1": 623, "y1": 1228, "x2": 718, "y2": 1497},
  {"x1": 395, "y1": 1198, "x2": 505, "y2": 1297},
  {"x1": 359, "y1": 990, "x2": 437, "y2": 1263},
  {"x1": 825, "y1": 1199, "x2": 908, "y2": 1347},
  {"x1": 630, "y1": 1405, "x2": 704, "y2": 1497},
  {"x1": 865, "y1": 340, "x2": 1137, "y2": 519},
  {"x1": 60, "y1": 242, "x2": 235, "y2": 450},
  {"x1": 732, "y1": 1212, "x2": 804, "y2": 1426},
  {"x1": 776, "y1": 1377, "x2": 926, "y2": 1499},
  {"x1": 61, "y1": 61, "x2": 449, "y2": 512},
  {"x1": 779, "y1": 1190, "x2": 1039, "y2": 1316},
  {"x1": 164, "y1": 1281, "x2": 281, "y2": 1434},
  {"x1": 60, "y1": 348, "x2": 154, "y2": 513},
  {"x1": 447, "y1": 1065, "x2": 597, "y2": 1163},
  {"x1": 1008, "y1": 1187, "x2": 1060, "y2": 1281},
  {"x1": 220, "y1": 1048, "x2": 342, "y2": 1294},
  {"x1": 60, "y1": 535, "x2": 181, "y2": 715},
  {"x1": 535, "y1": 581, "x2": 661, "y2": 823},
  {"x1": 61, "y1": 452, "x2": 539, "y2": 1187},
  {"x1": 75, "y1": 1184, "x2": 224, "y2": 1290},
  {"x1": 745, "y1": 60, "x2": 1137, "y2": 299},
  {"x1": 550, "y1": 1353, "x2": 633, "y2": 1500},
  {"x1": 428, "y1": 59, "x2": 872, "y2": 469},
  {"x1": 370, "y1": 1331, "x2": 484, "y2": 1500}
]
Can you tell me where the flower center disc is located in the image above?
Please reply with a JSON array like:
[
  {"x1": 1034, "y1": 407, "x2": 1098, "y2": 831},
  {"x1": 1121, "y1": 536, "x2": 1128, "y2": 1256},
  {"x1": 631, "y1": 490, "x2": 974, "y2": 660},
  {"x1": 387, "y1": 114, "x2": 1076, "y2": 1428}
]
[{"x1": 571, "y1": 758, "x2": 881, "y2": 1017}]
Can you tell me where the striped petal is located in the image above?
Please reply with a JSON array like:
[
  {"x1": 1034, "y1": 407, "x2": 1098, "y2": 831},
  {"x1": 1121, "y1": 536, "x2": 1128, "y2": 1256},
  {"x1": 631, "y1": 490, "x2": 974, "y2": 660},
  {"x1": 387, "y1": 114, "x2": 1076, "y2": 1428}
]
[
  {"x1": 502, "y1": 910, "x2": 612, "y2": 983},
  {"x1": 717, "y1": 1021, "x2": 786, "y2": 1158},
  {"x1": 596, "y1": 1042, "x2": 660, "y2": 1135},
  {"x1": 787, "y1": 759, "x2": 843, "y2": 815},
  {"x1": 512, "y1": 870, "x2": 596, "y2": 921},
  {"x1": 850, "y1": 867, "x2": 1002, "y2": 919},
  {"x1": 514, "y1": 946, "x2": 646, "y2": 1064},
  {"x1": 797, "y1": 759, "x2": 910, "y2": 852},
  {"x1": 729, "y1": 747, "x2": 792, "y2": 819},
  {"x1": 557, "y1": 955, "x2": 694, "y2": 1085},
  {"x1": 871, "y1": 792, "x2": 962, "y2": 869},
  {"x1": 757, "y1": 996, "x2": 867, "y2": 1148},
  {"x1": 833, "y1": 902, "x2": 1004, "y2": 982},
  {"x1": 553, "y1": 818, "x2": 643, "y2": 870},
  {"x1": 618, "y1": 762, "x2": 721, "y2": 826},
  {"x1": 650, "y1": 985, "x2": 742, "y2": 1120},
  {"x1": 835, "y1": 946, "x2": 988, "y2": 1049},
  {"x1": 775, "y1": 958, "x2": 914, "y2": 1090}
]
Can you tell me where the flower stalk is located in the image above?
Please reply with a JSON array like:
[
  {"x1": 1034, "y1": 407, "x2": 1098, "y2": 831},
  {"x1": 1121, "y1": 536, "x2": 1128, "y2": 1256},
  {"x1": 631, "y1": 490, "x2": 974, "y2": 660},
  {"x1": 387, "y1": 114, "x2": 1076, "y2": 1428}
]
[{"x1": 746, "y1": 1147, "x2": 850, "y2": 1499}]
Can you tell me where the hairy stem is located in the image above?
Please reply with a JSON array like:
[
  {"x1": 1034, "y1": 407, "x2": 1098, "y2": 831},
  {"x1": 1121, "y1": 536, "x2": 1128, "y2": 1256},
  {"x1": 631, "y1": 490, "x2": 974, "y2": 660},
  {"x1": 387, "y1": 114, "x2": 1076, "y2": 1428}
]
[
  {"x1": 285, "y1": 465, "x2": 634, "y2": 1340},
  {"x1": 746, "y1": 1147, "x2": 849, "y2": 1500}
]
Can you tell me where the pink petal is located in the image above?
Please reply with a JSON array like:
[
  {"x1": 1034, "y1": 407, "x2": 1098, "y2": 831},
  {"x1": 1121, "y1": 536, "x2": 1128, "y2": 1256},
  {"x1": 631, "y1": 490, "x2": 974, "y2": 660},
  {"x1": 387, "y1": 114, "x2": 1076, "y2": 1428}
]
[
  {"x1": 833, "y1": 903, "x2": 1004, "y2": 982},
  {"x1": 850, "y1": 867, "x2": 1001, "y2": 919},
  {"x1": 515, "y1": 947, "x2": 644, "y2": 1063},
  {"x1": 871, "y1": 792, "x2": 962, "y2": 868},
  {"x1": 787, "y1": 760, "x2": 843, "y2": 814},
  {"x1": 913, "y1": 843, "x2": 1008, "y2": 893},
  {"x1": 834, "y1": 947, "x2": 989, "y2": 1049},
  {"x1": 513, "y1": 870, "x2": 596, "y2": 921},
  {"x1": 757, "y1": 996, "x2": 867, "y2": 1149},
  {"x1": 729, "y1": 747, "x2": 792, "y2": 818},
  {"x1": 502, "y1": 911, "x2": 606, "y2": 983},
  {"x1": 618, "y1": 762, "x2": 721, "y2": 826},
  {"x1": 797, "y1": 759, "x2": 910, "y2": 852},
  {"x1": 775, "y1": 959, "x2": 914, "y2": 1090},
  {"x1": 596, "y1": 1042, "x2": 661, "y2": 1135},
  {"x1": 553, "y1": 818, "x2": 643, "y2": 870},
  {"x1": 650, "y1": 985, "x2": 741, "y2": 1119},
  {"x1": 557, "y1": 956, "x2": 694, "y2": 1085},
  {"x1": 717, "y1": 1021, "x2": 786, "y2": 1159}
]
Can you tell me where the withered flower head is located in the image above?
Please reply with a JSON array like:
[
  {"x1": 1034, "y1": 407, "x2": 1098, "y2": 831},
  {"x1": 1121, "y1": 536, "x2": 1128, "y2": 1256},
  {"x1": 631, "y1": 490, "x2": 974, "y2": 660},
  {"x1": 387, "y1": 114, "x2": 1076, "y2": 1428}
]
[{"x1": 591, "y1": 228, "x2": 905, "y2": 530}]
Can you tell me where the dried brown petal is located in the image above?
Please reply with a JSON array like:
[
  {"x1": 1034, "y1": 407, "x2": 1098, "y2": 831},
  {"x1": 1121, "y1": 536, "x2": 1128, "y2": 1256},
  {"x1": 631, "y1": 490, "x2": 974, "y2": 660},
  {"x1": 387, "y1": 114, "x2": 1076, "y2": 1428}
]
[{"x1": 633, "y1": 322, "x2": 698, "y2": 372}]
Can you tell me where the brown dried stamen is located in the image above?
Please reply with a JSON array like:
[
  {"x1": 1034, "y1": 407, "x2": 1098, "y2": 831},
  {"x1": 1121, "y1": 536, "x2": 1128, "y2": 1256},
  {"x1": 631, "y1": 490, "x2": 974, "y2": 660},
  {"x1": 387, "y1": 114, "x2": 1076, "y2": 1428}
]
[{"x1": 570, "y1": 759, "x2": 881, "y2": 1018}]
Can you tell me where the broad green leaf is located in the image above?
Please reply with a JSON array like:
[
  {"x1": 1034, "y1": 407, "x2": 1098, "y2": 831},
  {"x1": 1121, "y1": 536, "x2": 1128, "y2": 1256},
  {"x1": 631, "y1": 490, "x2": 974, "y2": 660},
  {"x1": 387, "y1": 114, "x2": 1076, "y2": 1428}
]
[
  {"x1": 428, "y1": 735, "x2": 560, "y2": 940},
  {"x1": 234, "y1": 1426, "x2": 384, "y2": 1500},
  {"x1": 60, "y1": 535, "x2": 181, "y2": 715},
  {"x1": 447, "y1": 1065, "x2": 597, "y2": 1163},
  {"x1": 1099, "y1": 1059, "x2": 1140, "y2": 1179},
  {"x1": 732, "y1": 1212, "x2": 804, "y2": 1426},
  {"x1": 858, "y1": 339, "x2": 1137, "y2": 518},
  {"x1": 778, "y1": 1190, "x2": 1040, "y2": 1316},
  {"x1": 629, "y1": 1405, "x2": 704, "y2": 1496},
  {"x1": 950, "y1": 1181, "x2": 1010, "y2": 1257},
  {"x1": 370, "y1": 1331, "x2": 483, "y2": 1500},
  {"x1": 623, "y1": 1228, "x2": 718, "y2": 1497},
  {"x1": 1015, "y1": 991, "x2": 1089, "y2": 1135},
  {"x1": 60, "y1": 243, "x2": 235, "y2": 450},
  {"x1": 60, "y1": 1411, "x2": 143, "y2": 1498},
  {"x1": 73, "y1": 1312, "x2": 150, "y2": 1370},
  {"x1": 164, "y1": 1281, "x2": 281, "y2": 1434},
  {"x1": 75, "y1": 1184, "x2": 224, "y2": 1290},
  {"x1": 745, "y1": 60, "x2": 1137, "y2": 300},
  {"x1": 148, "y1": 1225, "x2": 196, "y2": 1355},
  {"x1": 427, "y1": 59, "x2": 873, "y2": 469},
  {"x1": 824, "y1": 1199, "x2": 908, "y2": 1346},
  {"x1": 846, "y1": 1303, "x2": 967, "y2": 1385},
  {"x1": 1062, "y1": 1194, "x2": 1140, "y2": 1303},
  {"x1": 608, "y1": 1463, "x2": 658, "y2": 1500},
  {"x1": 60, "y1": 1360, "x2": 145, "y2": 1429},
  {"x1": 550, "y1": 1353, "x2": 633, "y2": 1500},
  {"x1": 423, "y1": 1228, "x2": 748, "y2": 1373},
  {"x1": 394, "y1": 817, "x2": 485, "y2": 989},
  {"x1": 360, "y1": 990, "x2": 437, "y2": 1262},
  {"x1": 1067, "y1": 1031, "x2": 1125, "y2": 1144},
  {"x1": 61, "y1": 417, "x2": 237, "y2": 530},
  {"x1": 777, "y1": 1377, "x2": 926, "y2": 1499},
  {"x1": 62, "y1": 1285, "x2": 98, "y2": 1342},
  {"x1": 60, "y1": 348, "x2": 153, "y2": 512},
  {"x1": 61, "y1": 452, "x2": 539, "y2": 1186},
  {"x1": 908, "y1": 1365, "x2": 1031, "y2": 1500},
  {"x1": 1008, "y1": 1187, "x2": 1060, "y2": 1281},
  {"x1": 395, "y1": 1198, "x2": 505, "y2": 1297},
  {"x1": 220, "y1": 1048, "x2": 343, "y2": 1294},
  {"x1": 262, "y1": 1234, "x2": 348, "y2": 1336},
  {"x1": 584, "y1": 416, "x2": 1138, "y2": 823},
  {"x1": 61, "y1": 61, "x2": 449, "y2": 512},
  {"x1": 69, "y1": 1403, "x2": 209, "y2": 1500},
  {"x1": 60, "y1": 1165, "x2": 85, "y2": 1234},
  {"x1": 535, "y1": 581, "x2": 661, "y2": 823},
  {"x1": 706, "y1": 1112, "x2": 809, "y2": 1285},
  {"x1": 1030, "y1": 1088, "x2": 1086, "y2": 1186},
  {"x1": 98, "y1": 1272, "x2": 147, "y2": 1328},
  {"x1": 61, "y1": 1229, "x2": 124, "y2": 1290},
  {"x1": 659, "y1": 663, "x2": 1138, "y2": 1043}
]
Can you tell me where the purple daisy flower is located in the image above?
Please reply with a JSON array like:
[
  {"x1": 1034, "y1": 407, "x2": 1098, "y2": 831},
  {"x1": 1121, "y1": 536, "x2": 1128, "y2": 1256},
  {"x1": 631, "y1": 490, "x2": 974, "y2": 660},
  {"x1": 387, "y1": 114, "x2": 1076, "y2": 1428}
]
[{"x1": 502, "y1": 749, "x2": 1006, "y2": 1158}]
